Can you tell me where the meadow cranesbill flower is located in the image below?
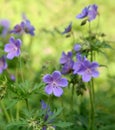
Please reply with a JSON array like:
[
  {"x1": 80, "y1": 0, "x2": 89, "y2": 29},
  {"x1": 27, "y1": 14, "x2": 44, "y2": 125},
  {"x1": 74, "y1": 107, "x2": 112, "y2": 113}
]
[
  {"x1": 0, "y1": 56, "x2": 7, "y2": 74},
  {"x1": 76, "y1": 4, "x2": 98, "y2": 21},
  {"x1": 43, "y1": 71, "x2": 68, "y2": 97},
  {"x1": 74, "y1": 44, "x2": 81, "y2": 52},
  {"x1": 73, "y1": 54, "x2": 86, "y2": 74},
  {"x1": 21, "y1": 20, "x2": 35, "y2": 36},
  {"x1": 0, "y1": 19, "x2": 10, "y2": 37},
  {"x1": 11, "y1": 19, "x2": 35, "y2": 36},
  {"x1": 60, "y1": 51, "x2": 74, "y2": 74},
  {"x1": 77, "y1": 60, "x2": 99, "y2": 82},
  {"x1": 62, "y1": 22, "x2": 72, "y2": 34},
  {"x1": 10, "y1": 24, "x2": 24, "y2": 34},
  {"x1": 4, "y1": 36, "x2": 22, "y2": 59}
]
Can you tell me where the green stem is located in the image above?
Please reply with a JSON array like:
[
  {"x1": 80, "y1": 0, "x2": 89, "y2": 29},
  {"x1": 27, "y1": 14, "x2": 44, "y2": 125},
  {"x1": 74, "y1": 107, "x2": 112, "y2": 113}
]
[
  {"x1": 19, "y1": 56, "x2": 24, "y2": 82},
  {"x1": 71, "y1": 84, "x2": 74, "y2": 112},
  {"x1": 60, "y1": 96, "x2": 65, "y2": 119},
  {"x1": 88, "y1": 81, "x2": 95, "y2": 130},
  {"x1": 0, "y1": 100, "x2": 10, "y2": 122},
  {"x1": 25, "y1": 99, "x2": 29, "y2": 111},
  {"x1": 16, "y1": 101, "x2": 20, "y2": 120}
]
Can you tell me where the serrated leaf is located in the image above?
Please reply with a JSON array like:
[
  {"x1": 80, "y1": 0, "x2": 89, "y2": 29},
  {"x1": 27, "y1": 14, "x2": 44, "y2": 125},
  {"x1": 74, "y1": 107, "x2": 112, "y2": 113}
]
[{"x1": 6, "y1": 120, "x2": 27, "y2": 129}]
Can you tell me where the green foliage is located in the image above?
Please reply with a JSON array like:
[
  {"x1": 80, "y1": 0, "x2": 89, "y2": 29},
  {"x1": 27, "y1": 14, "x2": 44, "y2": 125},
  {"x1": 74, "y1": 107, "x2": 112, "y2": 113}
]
[{"x1": 0, "y1": 1, "x2": 115, "y2": 130}]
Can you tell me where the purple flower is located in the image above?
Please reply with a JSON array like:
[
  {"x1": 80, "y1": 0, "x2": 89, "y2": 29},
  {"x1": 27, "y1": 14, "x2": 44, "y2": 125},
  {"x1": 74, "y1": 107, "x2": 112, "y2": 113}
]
[
  {"x1": 4, "y1": 36, "x2": 22, "y2": 59},
  {"x1": 74, "y1": 44, "x2": 81, "y2": 52},
  {"x1": 62, "y1": 22, "x2": 72, "y2": 34},
  {"x1": 21, "y1": 20, "x2": 35, "y2": 36},
  {"x1": 76, "y1": 4, "x2": 98, "y2": 21},
  {"x1": 10, "y1": 74, "x2": 16, "y2": 81},
  {"x1": 73, "y1": 54, "x2": 99, "y2": 82},
  {"x1": 0, "y1": 19, "x2": 10, "y2": 37},
  {"x1": 77, "y1": 7, "x2": 88, "y2": 19},
  {"x1": 73, "y1": 54, "x2": 86, "y2": 74},
  {"x1": 10, "y1": 19, "x2": 35, "y2": 36},
  {"x1": 43, "y1": 71, "x2": 68, "y2": 97},
  {"x1": 41, "y1": 100, "x2": 49, "y2": 110},
  {"x1": 60, "y1": 52, "x2": 74, "y2": 74},
  {"x1": 40, "y1": 100, "x2": 55, "y2": 130},
  {"x1": 10, "y1": 24, "x2": 24, "y2": 34},
  {"x1": 78, "y1": 60, "x2": 99, "y2": 82},
  {"x1": 0, "y1": 56, "x2": 7, "y2": 74}
]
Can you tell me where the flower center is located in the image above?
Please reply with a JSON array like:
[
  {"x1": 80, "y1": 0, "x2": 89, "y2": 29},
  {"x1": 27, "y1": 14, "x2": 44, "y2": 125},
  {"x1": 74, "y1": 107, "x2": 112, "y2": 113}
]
[
  {"x1": 52, "y1": 82, "x2": 57, "y2": 87},
  {"x1": 86, "y1": 68, "x2": 92, "y2": 74}
]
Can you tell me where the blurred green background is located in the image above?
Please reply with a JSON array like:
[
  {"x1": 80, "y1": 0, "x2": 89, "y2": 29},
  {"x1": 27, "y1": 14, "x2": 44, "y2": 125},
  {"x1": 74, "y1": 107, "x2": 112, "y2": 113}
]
[{"x1": 0, "y1": 0, "x2": 115, "y2": 129}]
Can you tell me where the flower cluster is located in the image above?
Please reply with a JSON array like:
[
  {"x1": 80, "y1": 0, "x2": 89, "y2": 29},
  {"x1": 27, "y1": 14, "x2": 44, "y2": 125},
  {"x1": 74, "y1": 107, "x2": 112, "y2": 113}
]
[
  {"x1": 0, "y1": 16, "x2": 34, "y2": 75},
  {"x1": 10, "y1": 19, "x2": 35, "y2": 36},
  {"x1": 59, "y1": 50, "x2": 99, "y2": 82}
]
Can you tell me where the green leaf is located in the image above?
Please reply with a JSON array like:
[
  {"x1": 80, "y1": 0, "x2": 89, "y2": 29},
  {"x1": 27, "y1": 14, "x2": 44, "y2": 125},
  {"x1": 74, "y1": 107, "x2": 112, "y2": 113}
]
[
  {"x1": 6, "y1": 120, "x2": 27, "y2": 129},
  {"x1": 53, "y1": 121, "x2": 73, "y2": 128},
  {"x1": 46, "y1": 108, "x2": 63, "y2": 123},
  {"x1": 6, "y1": 99, "x2": 18, "y2": 110}
]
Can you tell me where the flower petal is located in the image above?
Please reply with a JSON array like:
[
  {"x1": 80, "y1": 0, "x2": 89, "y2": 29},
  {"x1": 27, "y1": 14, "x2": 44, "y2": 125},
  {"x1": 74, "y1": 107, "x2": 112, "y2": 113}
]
[
  {"x1": 92, "y1": 70, "x2": 99, "y2": 78},
  {"x1": 60, "y1": 52, "x2": 67, "y2": 64},
  {"x1": 53, "y1": 87, "x2": 63, "y2": 97},
  {"x1": 4, "y1": 44, "x2": 14, "y2": 52},
  {"x1": 45, "y1": 85, "x2": 53, "y2": 95},
  {"x1": 16, "y1": 39, "x2": 22, "y2": 47},
  {"x1": 76, "y1": 7, "x2": 88, "y2": 19},
  {"x1": 7, "y1": 52, "x2": 16, "y2": 59},
  {"x1": 9, "y1": 36, "x2": 15, "y2": 43},
  {"x1": 91, "y1": 62, "x2": 99, "y2": 68},
  {"x1": 57, "y1": 78, "x2": 68, "y2": 87},
  {"x1": 82, "y1": 73, "x2": 91, "y2": 82},
  {"x1": 52, "y1": 71, "x2": 61, "y2": 81},
  {"x1": 43, "y1": 74, "x2": 52, "y2": 83}
]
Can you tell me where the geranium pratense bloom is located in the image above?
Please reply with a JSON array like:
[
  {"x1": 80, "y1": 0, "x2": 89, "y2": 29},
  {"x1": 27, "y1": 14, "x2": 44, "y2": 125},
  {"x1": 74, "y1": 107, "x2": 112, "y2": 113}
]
[
  {"x1": 10, "y1": 24, "x2": 24, "y2": 34},
  {"x1": 43, "y1": 71, "x2": 68, "y2": 97},
  {"x1": 76, "y1": 4, "x2": 98, "y2": 21},
  {"x1": 11, "y1": 19, "x2": 35, "y2": 36},
  {"x1": 77, "y1": 60, "x2": 99, "y2": 82},
  {"x1": 4, "y1": 36, "x2": 22, "y2": 59},
  {"x1": 60, "y1": 51, "x2": 74, "y2": 74},
  {"x1": 73, "y1": 54, "x2": 86, "y2": 74},
  {"x1": 62, "y1": 22, "x2": 72, "y2": 34},
  {"x1": 0, "y1": 56, "x2": 7, "y2": 74},
  {"x1": 21, "y1": 20, "x2": 35, "y2": 36},
  {"x1": 73, "y1": 54, "x2": 99, "y2": 82}
]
